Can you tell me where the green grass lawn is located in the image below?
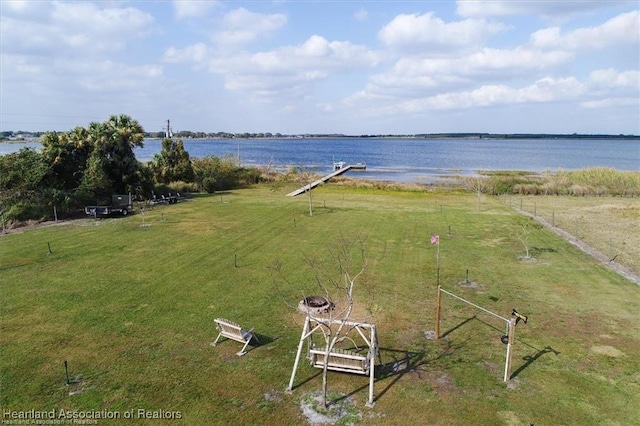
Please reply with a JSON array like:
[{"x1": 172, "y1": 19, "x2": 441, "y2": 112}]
[{"x1": 1, "y1": 184, "x2": 639, "y2": 425}]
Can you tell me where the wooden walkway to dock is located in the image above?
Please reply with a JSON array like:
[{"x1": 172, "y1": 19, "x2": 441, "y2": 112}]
[{"x1": 286, "y1": 165, "x2": 354, "y2": 197}]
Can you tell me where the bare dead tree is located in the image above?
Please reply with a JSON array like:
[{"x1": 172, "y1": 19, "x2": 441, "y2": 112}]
[
  {"x1": 277, "y1": 233, "x2": 371, "y2": 408},
  {"x1": 516, "y1": 218, "x2": 534, "y2": 259},
  {"x1": 471, "y1": 177, "x2": 486, "y2": 211},
  {"x1": 316, "y1": 255, "x2": 366, "y2": 408}
]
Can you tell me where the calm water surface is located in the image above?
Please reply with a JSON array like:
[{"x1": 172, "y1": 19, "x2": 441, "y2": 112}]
[{"x1": 2, "y1": 138, "x2": 638, "y2": 183}]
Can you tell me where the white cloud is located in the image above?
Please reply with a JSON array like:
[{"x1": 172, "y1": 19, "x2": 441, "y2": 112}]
[
  {"x1": 2, "y1": 1, "x2": 637, "y2": 134},
  {"x1": 207, "y1": 35, "x2": 381, "y2": 100},
  {"x1": 581, "y1": 97, "x2": 639, "y2": 108},
  {"x1": 213, "y1": 7, "x2": 287, "y2": 45},
  {"x1": 467, "y1": 47, "x2": 572, "y2": 70},
  {"x1": 457, "y1": 0, "x2": 630, "y2": 18},
  {"x1": 74, "y1": 61, "x2": 164, "y2": 92},
  {"x1": 378, "y1": 12, "x2": 507, "y2": 52},
  {"x1": 588, "y1": 68, "x2": 640, "y2": 90},
  {"x1": 163, "y1": 43, "x2": 209, "y2": 64},
  {"x1": 349, "y1": 10, "x2": 638, "y2": 119},
  {"x1": 0, "y1": 1, "x2": 154, "y2": 56},
  {"x1": 354, "y1": 8, "x2": 368, "y2": 22},
  {"x1": 344, "y1": 74, "x2": 593, "y2": 123},
  {"x1": 1, "y1": 0, "x2": 55, "y2": 17},
  {"x1": 173, "y1": 0, "x2": 217, "y2": 20},
  {"x1": 317, "y1": 102, "x2": 336, "y2": 112},
  {"x1": 531, "y1": 11, "x2": 640, "y2": 50},
  {"x1": 296, "y1": 35, "x2": 331, "y2": 57},
  {"x1": 0, "y1": 2, "x2": 170, "y2": 130},
  {"x1": 363, "y1": 46, "x2": 573, "y2": 99}
]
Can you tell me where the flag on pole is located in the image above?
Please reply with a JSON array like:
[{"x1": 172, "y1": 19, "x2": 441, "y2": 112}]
[{"x1": 431, "y1": 235, "x2": 440, "y2": 245}]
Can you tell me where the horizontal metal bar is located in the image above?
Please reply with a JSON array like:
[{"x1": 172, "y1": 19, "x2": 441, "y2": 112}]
[{"x1": 439, "y1": 288, "x2": 509, "y2": 323}]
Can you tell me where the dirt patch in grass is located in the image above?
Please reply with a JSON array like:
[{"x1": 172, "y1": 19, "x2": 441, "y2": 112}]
[
  {"x1": 457, "y1": 280, "x2": 484, "y2": 289},
  {"x1": 299, "y1": 391, "x2": 361, "y2": 425},
  {"x1": 497, "y1": 410, "x2": 524, "y2": 425},
  {"x1": 590, "y1": 345, "x2": 625, "y2": 358},
  {"x1": 421, "y1": 371, "x2": 462, "y2": 399}
]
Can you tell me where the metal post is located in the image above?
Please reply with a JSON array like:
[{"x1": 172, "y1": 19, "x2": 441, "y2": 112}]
[
  {"x1": 435, "y1": 286, "x2": 442, "y2": 340},
  {"x1": 64, "y1": 360, "x2": 70, "y2": 385},
  {"x1": 503, "y1": 318, "x2": 516, "y2": 382},
  {"x1": 439, "y1": 288, "x2": 510, "y2": 322}
]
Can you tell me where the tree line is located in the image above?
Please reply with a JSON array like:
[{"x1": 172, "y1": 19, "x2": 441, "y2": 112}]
[
  {"x1": 4, "y1": 130, "x2": 638, "y2": 141},
  {"x1": 0, "y1": 114, "x2": 261, "y2": 224}
]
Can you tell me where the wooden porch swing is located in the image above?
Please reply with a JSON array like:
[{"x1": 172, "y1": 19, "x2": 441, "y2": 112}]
[{"x1": 286, "y1": 315, "x2": 379, "y2": 407}]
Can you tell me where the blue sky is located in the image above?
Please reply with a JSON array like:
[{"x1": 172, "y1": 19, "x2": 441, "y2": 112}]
[{"x1": 1, "y1": 0, "x2": 638, "y2": 135}]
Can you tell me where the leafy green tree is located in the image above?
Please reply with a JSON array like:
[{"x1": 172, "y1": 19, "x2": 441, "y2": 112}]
[
  {"x1": 1, "y1": 114, "x2": 154, "y2": 222},
  {"x1": 150, "y1": 138, "x2": 194, "y2": 184},
  {"x1": 77, "y1": 154, "x2": 114, "y2": 205},
  {"x1": 0, "y1": 148, "x2": 50, "y2": 220},
  {"x1": 79, "y1": 114, "x2": 148, "y2": 199},
  {"x1": 192, "y1": 156, "x2": 240, "y2": 193},
  {"x1": 41, "y1": 127, "x2": 92, "y2": 191},
  {"x1": 0, "y1": 148, "x2": 48, "y2": 194}
]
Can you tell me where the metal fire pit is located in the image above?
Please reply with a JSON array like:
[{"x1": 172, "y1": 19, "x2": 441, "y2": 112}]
[{"x1": 298, "y1": 296, "x2": 334, "y2": 315}]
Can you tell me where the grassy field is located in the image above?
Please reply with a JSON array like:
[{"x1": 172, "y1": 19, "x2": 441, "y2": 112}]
[
  {"x1": 511, "y1": 195, "x2": 640, "y2": 275},
  {"x1": 1, "y1": 184, "x2": 639, "y2": 425}
]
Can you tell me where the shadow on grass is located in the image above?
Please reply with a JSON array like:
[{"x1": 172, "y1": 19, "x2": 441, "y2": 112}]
[
  {"x1": 245, "y1": 333, "x2": 277, "y2": 354},
  {"x1": 530, "y1": 247, "x2": 558, "y2": 257},
  {"x1": 441, "y1": 314, "x2": 478, "y2": 339},
  {"x1": 212, "y1": 333, "x2": 277, "y2": 355},
  {"x1": 331, "y1": 339, "x2": 463, "y2": 407},
  {"x1": 440, "y1": 315, "x2": 561, "y2": 381},
  {"x1": 510, "y1": 343, "x2": 560, "y2": 379}
]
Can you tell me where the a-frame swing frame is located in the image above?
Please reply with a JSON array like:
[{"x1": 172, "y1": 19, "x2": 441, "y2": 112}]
[
  {"x1": 286, "y1": 315, "x2": 378, "y2": 407},
  {"x1": 435, "y1": 285, "x2": 518, "y2": 383}
]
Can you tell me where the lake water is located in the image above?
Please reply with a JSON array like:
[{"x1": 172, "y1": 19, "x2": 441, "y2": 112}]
[{"x1": 2, "y1": 137, "x2": 638, "y2": 183}]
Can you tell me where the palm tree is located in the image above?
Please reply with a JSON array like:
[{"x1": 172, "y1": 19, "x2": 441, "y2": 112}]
[
  {"x1": 95, "y1": 114, "x2": 146, "y2": 194},
  {"x1": 78, "y1": 115, "x2": 149, "y2": 198}
]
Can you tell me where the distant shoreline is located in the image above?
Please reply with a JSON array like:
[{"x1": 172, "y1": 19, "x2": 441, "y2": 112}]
[
  {"x1": 2, "y1": 133, "x2": 639, "y2": 142},
  {"x1": 146, "y1": 133, "x2": 640, "y2": 141}
]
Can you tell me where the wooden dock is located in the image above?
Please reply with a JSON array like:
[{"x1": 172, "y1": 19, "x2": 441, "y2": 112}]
[{"x1": 286, "y1": 165, "x2": 355, "y2": 197}]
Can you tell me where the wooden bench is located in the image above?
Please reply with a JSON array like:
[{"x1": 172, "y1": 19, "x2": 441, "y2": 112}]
[
  {"x1": 309, "y1": 347, "x2": 370, "y2": 375},
  {"x1": 211, "y1": 318, "x2": 256, "y2": 356}
]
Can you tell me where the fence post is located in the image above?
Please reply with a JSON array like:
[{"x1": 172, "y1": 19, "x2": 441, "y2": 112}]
[
  {"x1": 503, "y1": 318, "x2": 516, "y2": 382},
  {"x1": 435, "y1": 286, "x2": 442, "y2": 340}
]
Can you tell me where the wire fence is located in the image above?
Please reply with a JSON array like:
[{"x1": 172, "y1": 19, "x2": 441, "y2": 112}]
[{"x1": 501, "y1": 195, "x2": 640, "y2": 280}]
